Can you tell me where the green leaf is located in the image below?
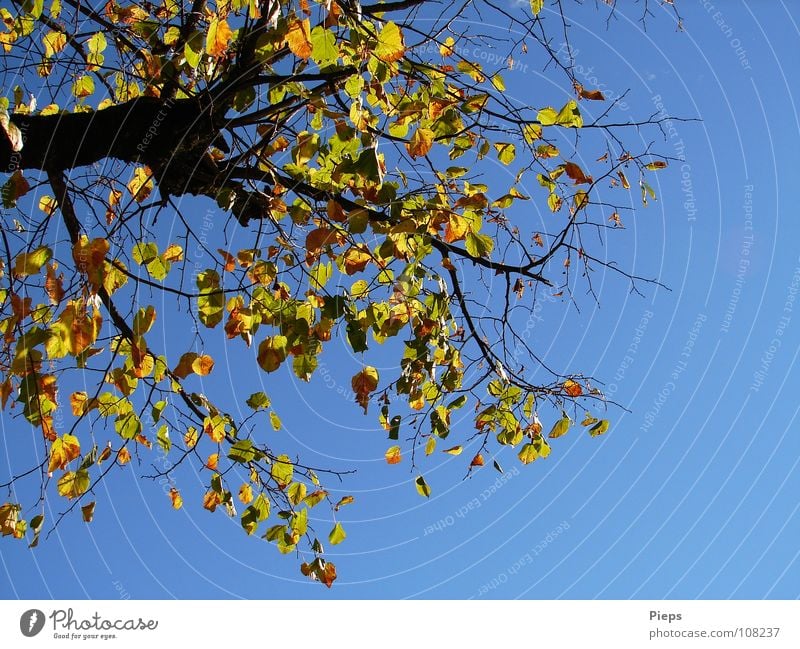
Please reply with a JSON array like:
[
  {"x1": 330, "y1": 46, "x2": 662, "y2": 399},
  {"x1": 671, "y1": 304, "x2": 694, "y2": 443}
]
[
  {"x1": 415, "y1": 475, "x2": 431, "y2": 498},
  {"x1": 493, "y1": 142, "x2": 516, "y2": 165},
  {"x1": 310, "y1": 26, "x2": 338, "y2": 66},
  {"x1": 538, "y1": 100, "x2": 583, "y2": 128},
  {"x1": 246, "y1": 392, "x2": 271, "y2": 410},
  {"x1": 196, "y1": 270, "x2": 224, "y2": 328},
  {"x1": 228, "y1": 439, "x2": 258, "y2": 464},
  {"x1": 328, "y1": 522, "x2": 346, "y2": 546},
  {"x1": 57, "y1": 469, "x2": 90, "y2": 499},
  {"x1": 271, "y1": 454, "x2": 293, "y2": 488},
  {"x1": 241, "y1": 493, "x2": 270, "y2": 535},
  {"x1": 115, "y1": 412, "x2": 141, "y2": 440},
  {"x1": 465, "y1": 232, "x2": 494, "y2": 258},
  {"x1": 548, "y1": 413, "x2": 571, "y2": 439},
  {"x1": 156, "y1": 424, "x2": 171, "y2": 453},
  {"x1": 287, "y1": 482, "x2": 307, "y2": 506},
  {"x1": 12, "y1": 245, "x2": 51, "y2": 277},
  {"x1": 589, "y1": 419, "x2": 610, "y2": 437},
  {"x1": 269, "y1": 411, "x2": 282, "y2": 431}
]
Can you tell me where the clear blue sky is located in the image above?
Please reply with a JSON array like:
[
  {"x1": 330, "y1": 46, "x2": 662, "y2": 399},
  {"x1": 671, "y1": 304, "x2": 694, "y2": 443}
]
[{"x1": 2, "y1": 1, "x2": 800, "y2": 599}]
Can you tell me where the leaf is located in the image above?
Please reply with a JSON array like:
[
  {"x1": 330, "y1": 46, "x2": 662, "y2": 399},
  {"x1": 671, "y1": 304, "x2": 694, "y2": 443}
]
[
  {"x1": 646, "y1": 160, "x2": 668, "y2": 170},
  {"x1": 518, "y1": 443, "x2": 538, "y2": 465},
  {"x1": 470, "y1": 453, "x2": 485, "y2": 467},
  {"x1": 239, "y1": 483, "x2": 254, "y2": 505},
  {"x1": 57, "y1": 469, "x2": 90, "y2": 499},
  {"x1": 157, "y1": 425, "x2": 170, "y2": 453},
  {"x1": 270, "y1": 454, "x2": 293, "y2": 489},
  {"x1": 334, "y1": 495, "x2": 354, "y2": 511},
  {"x1": 329, "y1": 522, "x2": 346, "y2": 545},
  {"x1": 287, "y1": 482, "x2": 307, "y2": 506},
  {"x1": 530, "y1": 0, "x2": 544, "y2": 15},
  {"x1": 375, "y1": 21, "x2": 405, "y2": 62},
  {"x1": 28, "y1": 513, "x2": 43, "y2": 548},
  {"x1": 538, "y1": 100, "x2": 582, "y2": 128},
  {"x1": 310, "y1": 26, "x2": 338, "y2": 66},
  {"x1": 563, "y1": 379, "x2": 582, "y2": 397},
  {"x1": 72, "y1": 74, "x2": 94, "y2": 98},
  {"x1": 246, "y1": 392, "x2": 271, "y2": 410},
  {"x1": 206, "y1": 17, "x2": 233, "y2": 57},
  {"x1": 206, "y1": 453, "x2": 219, "y2": 470},
  {"x1": 548, "y1": 413, "x2": 571, "y2": 439},
  {"x1": 494, "y1": 142, "x2": 516, "y2": 165},
  {"x1": 442, "y1": 445, "x2": 462, "y2": 455},
  {"x1": 589, "y1": 419, "x2": 610, "y2": 437},
  {"x1": 269, "y1": 411, "x2": 282, "y2": 431},
  {"x1": 0, "y1": 110, "x2": 23, "y2": 152},
  {"x1": 465, "y1": 232, "x2": 494, "y2": 258},
  {"x1": 406, "y1": 127, "x2": 434, "y2": 159},
  {"x1": 48, "y1": 434, "x2": 81, "y2": 473},
  {"x1": 286, "y1": 17, "x2": 312, "y2": 59},
  {"x1": 13, "y1": 245, "x2": 51, "y2": 278},
  {"x1": 81, "y1": 501, "x2": 96, "y2": 523},
  {"x1": 115, "y1": 412, "x2": 141, "y2": 440},
  {"x1": 228, "y1": 439, "x2": 258, "y2": 464},
  {"x1": 415, "y1": 476, "x2": 432, "y2": 498},
  {"x1": 191, "y1": 354, "x2": 214, "y2": 376},
  {"x1": 169, "y1": 488, "x2": 183, "y2": 510},
  {"x1": 425, "y1": 437, "x2": 436, "y2": 455},
  {"x1": 384, "y1": 445, "x2": 402, "y2": 464},
  {"x1": 257, "y1": 335, "x2": 288, "y2": 373},
  {"x1": 351, "y1": 366, "x2": 379, "y2": 413},
  {"x1": 0, "y1": 503, "x2": 19, "y2": 537},
  {"x1": 304, "y1": 490, "x2": 328, "y2": 507},
  {"x1": 117, "y1": 447, "x2": 131, "y2": 465},
  {"x1": 203, "y1": 415, "x2": 226, "y2": 443},
  {"x1": 2, "y1": 170, "x2": 30, "y2": 208},
  {"x1": 127, "y1": 166, "x2": 153, "y2": 202}
]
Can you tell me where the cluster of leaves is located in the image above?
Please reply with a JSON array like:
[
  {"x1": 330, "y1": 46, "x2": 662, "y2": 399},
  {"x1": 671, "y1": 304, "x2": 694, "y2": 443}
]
[{"x1": 0, "y1": 0, "x2": 677, "y2": 584}]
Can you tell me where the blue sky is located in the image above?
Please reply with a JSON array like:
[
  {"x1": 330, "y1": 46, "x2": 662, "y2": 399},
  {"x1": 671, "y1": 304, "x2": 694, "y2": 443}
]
[{"x1": 2, "y1": 0, "x2": 800, "y2": 599}]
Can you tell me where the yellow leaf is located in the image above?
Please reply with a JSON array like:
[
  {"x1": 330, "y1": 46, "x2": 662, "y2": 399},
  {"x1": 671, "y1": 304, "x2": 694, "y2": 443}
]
[
  {"x1": 43, "y1": 30, "x2": 67, "y2": 57},
  {"x1": 48, "y1": 434, "x2": 81, "y2": 473},
  {"x1": 117, "y1": 447, "x2": 131, "y2": 464},
  {"x1": 184, "y1": 427, "x2": 199, "y2": 448},
  {"x1": 375, "y1": 21, "x2": 405, "y2": 62},
  {"x1": 203, "y1": 490, "x2": 221, "y2": 512},
  {"x1": 169, "y1": 488, "x2": 183, "y2": 509},
  {"x1": 286, "y1": 18, "x2": 312, "y2": 59},
  {"x1": 206, "y1": 17, "x2": 233, "y2": 57},
  {"x1": 127, "y1": 166, "x2": 153, "y2": 202},
  {"x1": 239, "y1": 483, "x2": 253, "y2": 504},
  {"x1": 414, "y1": 475, "x2": 431, "y2": 498},
  {"x1": 442, "y1": 445, "x2": 462, "y2": 455},
  {"x1": 206, "y1": 453, "x2": 219, "y2": 470},
  {"x1": 548, "y1": 414, "x2": 571, "y2": 439}
]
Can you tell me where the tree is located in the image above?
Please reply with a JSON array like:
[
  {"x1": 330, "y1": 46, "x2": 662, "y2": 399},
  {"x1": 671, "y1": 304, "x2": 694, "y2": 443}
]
[{"x1": 0, "y1": 0, "x2": 679, "y2": 586}]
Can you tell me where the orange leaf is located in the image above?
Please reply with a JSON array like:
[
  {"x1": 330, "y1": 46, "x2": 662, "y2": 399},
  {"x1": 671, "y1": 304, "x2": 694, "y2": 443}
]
[
  {"x1": 384, "y1": 445, "x2": 402, "y2": 464},
  {"x1": 351, "y1": 366, "x2": 379, "y2": 413},
  {"x1": 206, "y1": 453, "x2": 219, "y2": 470},
  {"x1": 470, "y1": 453, "x2": 485, "y2": 467},
  {"x1": 218, "y1": 249, "x2": 236, "y2": 272},
  {"x1": 191, "y1": 354, "x2": 214, "y2": 376},
  {"x1": 117, "y1": 447, "x2": 131, "y2": 465},
  {"x1": 206, "y1": 17, "x2": 233, "y2": 58},
  {"x1": 286, "y1": 18, "x2": 312, "y2": 59},
  {"x1": 406, "y1": 127, "x2": 434, "y2": 159},
  {"x1": 563, "y1": 379, "x2": 582, "y2": 397}
]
